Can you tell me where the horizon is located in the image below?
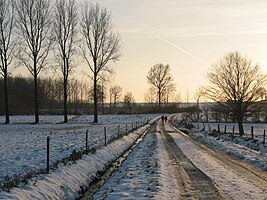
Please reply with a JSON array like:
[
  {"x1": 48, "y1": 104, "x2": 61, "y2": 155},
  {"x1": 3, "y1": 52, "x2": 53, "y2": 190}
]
[{"x1": 12, "y1": 0, "x2": 267, "y2": 102}]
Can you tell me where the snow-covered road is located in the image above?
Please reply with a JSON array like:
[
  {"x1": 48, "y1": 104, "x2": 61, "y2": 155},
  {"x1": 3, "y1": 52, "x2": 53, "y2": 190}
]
[
  {"x1": 165, "y1": 121, "x2": 267, "y2": 200},
  {"x1": 90, "y1": 119, "x2": 267, "y2": 199},
  {"x1": 91, "y1": 122, "x2": 181, "y2": 199}
]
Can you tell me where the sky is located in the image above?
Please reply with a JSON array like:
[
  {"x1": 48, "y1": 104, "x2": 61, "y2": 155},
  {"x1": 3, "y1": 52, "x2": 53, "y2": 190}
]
[{"x1": 14, "y1": 0, "x2": 267, "y2": 102}]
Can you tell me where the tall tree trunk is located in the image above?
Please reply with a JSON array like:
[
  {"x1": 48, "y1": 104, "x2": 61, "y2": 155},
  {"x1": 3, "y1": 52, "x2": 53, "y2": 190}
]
[
  {"x1": 34, "y1": 73, "x2": 39, "y2": 123},
  {"x1": 236, "y1": 115, "x2": 244, "y2": 135},
  {"x1": 4, "y1": 73, "x2": 9, "y2": 124},
  {"x1": 101, "y1": 83, "x2": 104, "y2": 114},
  {"x1": 196, "y1": 100, "x2": 199, "y2": 122},
  {"x1": 109, "y1": 95, "x2": 112, "y2": 114},
  {"x1": 158, "y1": 90, "x2": 161, "y2": 111},
  {"x1": 63, "y1": 77, "x2": 68, "y2": 123},
  {"x1": 93, "y1": 73, "x2": 98, "y2": 123}
]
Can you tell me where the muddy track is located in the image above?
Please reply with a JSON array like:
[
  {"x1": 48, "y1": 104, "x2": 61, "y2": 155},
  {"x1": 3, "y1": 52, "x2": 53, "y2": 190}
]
[{"x1": 160, "y1": 122, "x2": 223, "y2": 199}]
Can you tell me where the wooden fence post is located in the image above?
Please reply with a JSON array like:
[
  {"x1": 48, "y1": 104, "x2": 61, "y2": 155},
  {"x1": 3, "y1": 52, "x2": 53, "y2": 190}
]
[
  {"x1": 251, "y1": 126, "x2": 254, "y2": 140},
  {"x1": 86, "y1": 130, "x2": 88, "y2": 153},
  {"x1": 232, "y1": 125, "x2": 235, "y2": 135},
  {"x1": 118, "y1": 125, "x2": 120, "y2": 138},
  {"x1": 264, "y1": 129, "x2": 266, "y2": 143},
  {"x1": 224, "y1": 125, "x2": 226, "y2": 134},
  {"x1": 47, "y1": 136, "x2": 50, "y2": 174},
  {"x1": 104, "y1": 127, "x2": 107, "y2": 146},
  {"x1": 217, "y1": 124, "x2": 220, "y2": 133}
]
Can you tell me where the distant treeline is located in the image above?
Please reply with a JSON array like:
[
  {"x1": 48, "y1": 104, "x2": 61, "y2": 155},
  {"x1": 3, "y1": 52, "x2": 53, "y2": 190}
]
[
  {"x1": 0, "y1": 76, "x2": 185, "y2": 115},
  {"x1": 0, "y1": 76, "x2": 92, "y2": 115}
]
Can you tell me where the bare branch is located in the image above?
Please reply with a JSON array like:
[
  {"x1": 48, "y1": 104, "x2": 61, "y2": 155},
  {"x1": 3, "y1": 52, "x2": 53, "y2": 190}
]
[
  {"x1": 80, "y1": 2, "x2": 121, "y2": 123},
  {"x1": 205, "y1": 51, "x2": 267, "y2": 134},
  {"x1": 147, "y1": 63, "x2": 175, "y2": 108}
]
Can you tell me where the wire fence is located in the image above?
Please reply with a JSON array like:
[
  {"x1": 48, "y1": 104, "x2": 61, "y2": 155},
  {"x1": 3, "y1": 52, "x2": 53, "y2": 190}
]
[
  {"x1": 0, "y1": 119, "x2": 150, "y2": 191},
  {"x1": 193, "y1": 122, "x2": 266, "y2": 143}
]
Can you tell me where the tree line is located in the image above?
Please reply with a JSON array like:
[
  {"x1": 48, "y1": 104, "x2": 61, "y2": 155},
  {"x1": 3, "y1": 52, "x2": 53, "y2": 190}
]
[
  {"x1": 0, "y1": 76, "x2": 140, "y2": 115},
  {"x1": 0, "y1": 0, "x2": 121, "y2": 123},
  {"x1": 0, "y1": 75, "x2": 183, "y2": 115}
]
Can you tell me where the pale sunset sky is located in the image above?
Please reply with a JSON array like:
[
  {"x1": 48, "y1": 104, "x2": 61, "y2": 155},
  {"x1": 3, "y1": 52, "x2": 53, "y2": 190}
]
[{"x1": 14, "y1": 0, "x2": 267, "y2": 102}]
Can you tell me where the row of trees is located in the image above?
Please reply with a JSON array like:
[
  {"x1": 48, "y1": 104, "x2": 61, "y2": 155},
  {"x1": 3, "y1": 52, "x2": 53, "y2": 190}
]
[
  {"x1": 0, "y1": 0, "x2": 120, "y2": 124},
  {"x1": 0, "y1": 76, "x2": 138, "y2": 115}
]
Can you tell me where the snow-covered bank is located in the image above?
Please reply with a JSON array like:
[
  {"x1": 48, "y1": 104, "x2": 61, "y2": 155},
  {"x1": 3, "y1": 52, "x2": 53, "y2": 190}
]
[
  {"x1": 0, "y1": 118, "x2": 158, "y2": 199},
  {"x1": 166, "y1": 124, "x2": 267, "y2": 200},
  {"x1": 92, "y1": 120, "x2": 181, "y2": 199},
  {"x1": 0, "y1": 114, "x2": 158, "y2": 186},
  {"x1": 173, "y1": 118, "x2": 267, "y2": 171},
  {"x1": 192, "y1": 131, "x2": 267, "y2": 171}
]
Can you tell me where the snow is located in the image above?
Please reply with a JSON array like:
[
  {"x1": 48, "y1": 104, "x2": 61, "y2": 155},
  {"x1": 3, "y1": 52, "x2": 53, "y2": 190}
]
[
  {"x1": 0, "y1": 114, "x2": 158, "y2": 190},
  {"x1": 93, "y1": 122, "x2": 181, "y2": 199},
  {"x1": 166, "y1": 123, "x2": 267, "y2": 200},
  {"x1": 194, "y1": 122, "x2": 267, "y2": 143},
  {"x1": 154, "y1": 127, "x2": 181, "y2": 199},
  {"x1": 189, "y1": 123, "x2": 267, "y2": 170},
  {"x1": 0, "y1": 116, "x2": 159, "y2": 199},
  {"x1": 1, "y1": 114, "x2": 267, "y2": 199}
]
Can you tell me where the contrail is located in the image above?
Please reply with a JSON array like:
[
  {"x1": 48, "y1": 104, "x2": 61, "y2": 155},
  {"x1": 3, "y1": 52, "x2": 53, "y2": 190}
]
[{"x1": 155, "y1": 35, "x2": 210, "y2": 67}]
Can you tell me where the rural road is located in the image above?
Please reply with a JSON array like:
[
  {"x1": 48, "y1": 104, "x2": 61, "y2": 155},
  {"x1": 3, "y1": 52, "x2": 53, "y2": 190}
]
[
  {"x1": 83, "y1": 117, "x2": 267, "y2": 199},
  {"x1": 163, "y1": 116, "x2": 267, "y2": 199}
]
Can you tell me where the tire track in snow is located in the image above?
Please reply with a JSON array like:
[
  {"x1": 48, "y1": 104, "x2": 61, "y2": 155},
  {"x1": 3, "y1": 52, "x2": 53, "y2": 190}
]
[
  {"x1": 160, "y1": 122, "x2": 223, "y2": 199},
  {"x1": 166, "y1": 122, "x2": 267, "y2": 200}
]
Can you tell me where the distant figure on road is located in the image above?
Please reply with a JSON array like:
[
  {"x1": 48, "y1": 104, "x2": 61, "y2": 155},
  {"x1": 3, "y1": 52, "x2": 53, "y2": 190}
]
[{"x1": 161, "y1": 115, "x2": 164, "y2": 123}]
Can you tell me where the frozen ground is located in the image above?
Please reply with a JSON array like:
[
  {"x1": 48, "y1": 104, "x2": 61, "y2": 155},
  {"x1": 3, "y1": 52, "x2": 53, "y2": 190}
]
[
  {"x1": 186, "y1": 122, "x2": 267, "y2": 170},
  {"x1": 0, "y1": 114, "x2": 158, "y2": 189},
  {"x1": 172, "y1": 116, "x2": 267, "y2": 170},
  {"x1": 1, "y1": 116, "x2": 266, "y2": 199},
  {"x1": 191, "y1": 130, "x2": 267, "y2": 170},
  {"x1": 93, "y1": 124, "x2": 181, "y2": 199},
  {"x1": 0, "y1": 121, "x2": 157, "y2": 199},
  {"x1": 165, "y1": 123, "x2": 267, "y2": 200}
]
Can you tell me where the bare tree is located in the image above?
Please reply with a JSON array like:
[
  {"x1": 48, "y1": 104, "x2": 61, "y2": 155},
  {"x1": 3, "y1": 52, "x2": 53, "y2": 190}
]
[
  {"x1": 173, "y1": 92, "x2": 182, "y2": 107},
  {"x1": 205, "y1": 51, "x2": 267, "y2": 135},
  {"x1": 109, "y1": 85, "x2": 122, "y2": 109},
  {"x1": 147, "y1": 63, "x2": 174, "y2": 110},
  {"x1": 0, "y1": 0, "x2": 15, "y2": 124},
  {"x1": 80, "y1": 2, "x2": 121, "y2": 123},
  {"x1": 162, "y1": 82, "x2": 176, "y2": 104},
  {"x1": 15, "y1": 0, "x2": 52, "y2": 123},
  {"x1": 123, "y1": 92, "x2": 135, "y2": 114},
  {"x1": 99, "y1": 78, "x2": 108, "y2": 114},
  {"x1": 53, "y1": 0, "x2": 78, "y2": 123},
  {"x1": 194, "y1": 86, "x2": 205, "y2": 122},
  {"x1": 144, "y1": 87, "x2": 156, "y2": 106}
]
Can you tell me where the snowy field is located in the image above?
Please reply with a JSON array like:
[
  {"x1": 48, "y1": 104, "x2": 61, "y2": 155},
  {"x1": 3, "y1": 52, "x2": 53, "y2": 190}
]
[{"x1": 0, "y1": 114, "x2": 158, "y2": 190}]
